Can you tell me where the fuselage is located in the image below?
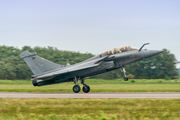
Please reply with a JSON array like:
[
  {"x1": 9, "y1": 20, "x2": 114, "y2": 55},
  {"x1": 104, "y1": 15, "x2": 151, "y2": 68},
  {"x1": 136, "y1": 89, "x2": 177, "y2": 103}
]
[{"x1": 33, "y1": 49, "x2": 163, "y2": 86}]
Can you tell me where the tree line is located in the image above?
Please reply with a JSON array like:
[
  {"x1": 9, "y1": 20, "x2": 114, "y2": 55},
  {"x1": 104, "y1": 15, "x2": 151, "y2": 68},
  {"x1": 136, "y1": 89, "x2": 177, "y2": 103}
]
[{"x1": 0, "y1": 45, "x2": 178, "y2": 80}]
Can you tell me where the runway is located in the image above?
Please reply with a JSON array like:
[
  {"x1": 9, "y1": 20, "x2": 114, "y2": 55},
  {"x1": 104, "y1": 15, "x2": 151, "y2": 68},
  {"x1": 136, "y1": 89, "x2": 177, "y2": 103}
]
[{"x1": 1, "y1": 92, "x2": 180, "y2": 98}]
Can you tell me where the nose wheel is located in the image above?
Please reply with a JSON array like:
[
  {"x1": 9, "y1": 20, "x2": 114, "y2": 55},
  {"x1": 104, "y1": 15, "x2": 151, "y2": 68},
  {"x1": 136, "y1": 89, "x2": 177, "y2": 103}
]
[
  {"x1": 121, "y1": 67, "x2": 128, "y2": 81},
  {"x1": 124, "y1": 77, "x2": 128, "y2": 81}
]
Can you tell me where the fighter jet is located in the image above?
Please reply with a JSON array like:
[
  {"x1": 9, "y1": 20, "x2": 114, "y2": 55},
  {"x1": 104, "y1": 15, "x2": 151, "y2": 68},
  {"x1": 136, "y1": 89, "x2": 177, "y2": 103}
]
[{"x1": 20, "y1": 43, "x2": 163, "y2": 93}]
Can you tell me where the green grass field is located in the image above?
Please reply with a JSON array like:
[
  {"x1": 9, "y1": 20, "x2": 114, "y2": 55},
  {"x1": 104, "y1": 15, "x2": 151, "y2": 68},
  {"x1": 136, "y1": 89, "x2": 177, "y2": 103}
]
[
  {"x1": 0, "y1": 79, "x2": 180, "y2": 92},
  {"x1": 0, "y1": 98, "x2": 180, "y2": 120},
  {"x1": 0, "y1": 79, "x2": 180, "y2": 120}
]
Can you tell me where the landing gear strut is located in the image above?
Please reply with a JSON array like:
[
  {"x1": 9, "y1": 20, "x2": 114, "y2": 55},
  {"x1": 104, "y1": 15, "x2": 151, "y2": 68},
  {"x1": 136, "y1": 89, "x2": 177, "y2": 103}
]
[
  {"x1": 121, "y1": 67, "x2": 128, "y2": 81},
  {"x1": 72, "y1": 77, "x2": 90, "y2": 93},
  {"x1": 72, "y1": 76, "x2": 81, "y2": 93}
]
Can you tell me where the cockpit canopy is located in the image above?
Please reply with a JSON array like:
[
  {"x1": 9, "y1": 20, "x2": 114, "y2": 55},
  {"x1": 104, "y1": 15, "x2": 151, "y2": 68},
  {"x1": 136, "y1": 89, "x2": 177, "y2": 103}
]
[{"x1": 103, "y1": 46, "x2": 139, "y2": 55}]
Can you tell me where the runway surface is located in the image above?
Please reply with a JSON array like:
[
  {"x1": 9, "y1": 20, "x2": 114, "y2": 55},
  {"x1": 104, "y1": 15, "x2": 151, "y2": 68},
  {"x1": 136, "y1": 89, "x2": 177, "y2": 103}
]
[{"x1": 1, "y1": 92, "x2": 180, "y2": 98}]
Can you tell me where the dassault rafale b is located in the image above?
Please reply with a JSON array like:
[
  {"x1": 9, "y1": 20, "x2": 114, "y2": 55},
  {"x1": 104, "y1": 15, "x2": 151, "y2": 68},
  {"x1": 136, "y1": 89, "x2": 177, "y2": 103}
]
[{"x1": 20, "y1": 43, "x2": 163, "y2": 93}]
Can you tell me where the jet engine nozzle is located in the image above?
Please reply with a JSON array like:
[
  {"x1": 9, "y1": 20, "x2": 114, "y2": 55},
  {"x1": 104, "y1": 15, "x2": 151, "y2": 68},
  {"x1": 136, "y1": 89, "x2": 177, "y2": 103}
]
[
  {"x1": 32, "y1": 79, "x2": 38, "y2": 86},
  {"x1": 32, "y1": 79, "x2": 57, "y2": 86}
]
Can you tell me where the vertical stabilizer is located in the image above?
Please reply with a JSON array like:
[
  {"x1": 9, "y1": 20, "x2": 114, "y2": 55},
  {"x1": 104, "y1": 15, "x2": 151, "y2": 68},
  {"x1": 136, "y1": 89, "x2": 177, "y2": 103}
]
[{"x1": 20, "y1": 51, "x2": 62, "y2": 75}]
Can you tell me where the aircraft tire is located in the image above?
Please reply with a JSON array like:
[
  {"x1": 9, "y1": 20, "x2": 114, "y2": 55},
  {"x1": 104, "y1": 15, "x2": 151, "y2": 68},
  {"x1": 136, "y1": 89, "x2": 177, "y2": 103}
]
[
  {"x1": 124, "y1": 77, "x2": 128, "y2": 81},
  {"x1": 83, "y1": 85, "x2": 90, "y2": 93},
  {"x1": 73, "y1": 85, "x2": 81, "y2": 93}
]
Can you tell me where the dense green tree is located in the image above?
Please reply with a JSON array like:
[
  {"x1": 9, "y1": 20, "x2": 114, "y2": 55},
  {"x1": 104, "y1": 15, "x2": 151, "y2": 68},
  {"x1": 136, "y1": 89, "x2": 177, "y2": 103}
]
[{"x1": 125, "y1": 49, "x2": 179, "y2": 79}]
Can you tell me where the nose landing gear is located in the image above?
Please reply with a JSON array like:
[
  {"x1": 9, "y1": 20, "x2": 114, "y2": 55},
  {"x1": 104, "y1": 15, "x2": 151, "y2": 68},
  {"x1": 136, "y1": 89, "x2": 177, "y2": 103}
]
[
  {"x1": 121, "y1": 67, "x2": 128, "y2": 81},
  {"x1": 72, "y1": 77, "x2": 90, "y2": 93}
]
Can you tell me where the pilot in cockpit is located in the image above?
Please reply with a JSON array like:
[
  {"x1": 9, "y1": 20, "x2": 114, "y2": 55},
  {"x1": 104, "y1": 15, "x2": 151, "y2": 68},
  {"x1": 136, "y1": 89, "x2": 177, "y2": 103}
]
[{"x1": 103, "y1": 46, "x2": 139, "y2": 56}]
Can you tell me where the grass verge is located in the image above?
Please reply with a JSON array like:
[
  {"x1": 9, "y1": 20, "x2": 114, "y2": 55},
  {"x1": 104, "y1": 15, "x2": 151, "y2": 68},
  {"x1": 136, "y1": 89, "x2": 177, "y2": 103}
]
[
  {"x1": 0, "y1": 98, "x2": 180, "y2": 120},
  {"x1": 0, "y1": 84, "x2": 180, "y2": 92},
  {"x1": 0, "y1": 79, "x2": 180, "y2": 92}
]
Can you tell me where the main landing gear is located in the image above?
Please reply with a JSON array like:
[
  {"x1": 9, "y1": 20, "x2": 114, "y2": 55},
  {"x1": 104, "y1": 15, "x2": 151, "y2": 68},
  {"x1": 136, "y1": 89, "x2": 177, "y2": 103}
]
[
  {"x1": 121, "y1": 67, "x2": 128, "y2": 81},
  {"x1": 81, "y1": 78, "x2": 90, "y2": 93},
  {"x1": 73, "y1": 77, "x2": 90, "y2": 93}
]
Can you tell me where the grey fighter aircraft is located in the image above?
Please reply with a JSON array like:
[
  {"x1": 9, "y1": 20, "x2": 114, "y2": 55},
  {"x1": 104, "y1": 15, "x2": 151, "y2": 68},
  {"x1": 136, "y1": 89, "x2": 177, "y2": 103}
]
[{"x1": 20, "y1": 43, "x2": 163, "y2": 93}]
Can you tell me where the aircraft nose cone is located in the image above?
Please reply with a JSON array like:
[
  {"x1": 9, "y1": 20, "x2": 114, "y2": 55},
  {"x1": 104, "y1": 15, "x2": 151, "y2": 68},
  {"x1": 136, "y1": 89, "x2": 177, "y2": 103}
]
[{"x1": 144, "y1": 50, "x2": 163, "y2": 58}]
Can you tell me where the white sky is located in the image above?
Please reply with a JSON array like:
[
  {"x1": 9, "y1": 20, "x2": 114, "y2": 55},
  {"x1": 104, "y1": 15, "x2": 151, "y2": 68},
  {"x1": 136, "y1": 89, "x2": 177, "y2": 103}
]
[{"x1": 0, "y1": 0, "x2": 180, "y2": 67}]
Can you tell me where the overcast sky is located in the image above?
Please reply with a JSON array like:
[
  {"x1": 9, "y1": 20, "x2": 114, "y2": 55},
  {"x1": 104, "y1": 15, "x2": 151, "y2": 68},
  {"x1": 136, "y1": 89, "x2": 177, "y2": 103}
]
[{"x1": 0, "y1": 0, "x2": 180, "y2": 67}]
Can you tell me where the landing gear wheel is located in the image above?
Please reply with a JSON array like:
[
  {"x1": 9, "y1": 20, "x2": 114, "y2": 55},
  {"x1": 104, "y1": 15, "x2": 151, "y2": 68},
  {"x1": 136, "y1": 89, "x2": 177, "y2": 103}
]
[
  {"x1": 73, "y1": 85, "x2": 81, "y2": 93},
  {"x1": 83, "y1": 85, "x2": 90, "y2": 93},
  {"x1": 124, "y1": 77, "x2": 128, "y2": 81}
]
